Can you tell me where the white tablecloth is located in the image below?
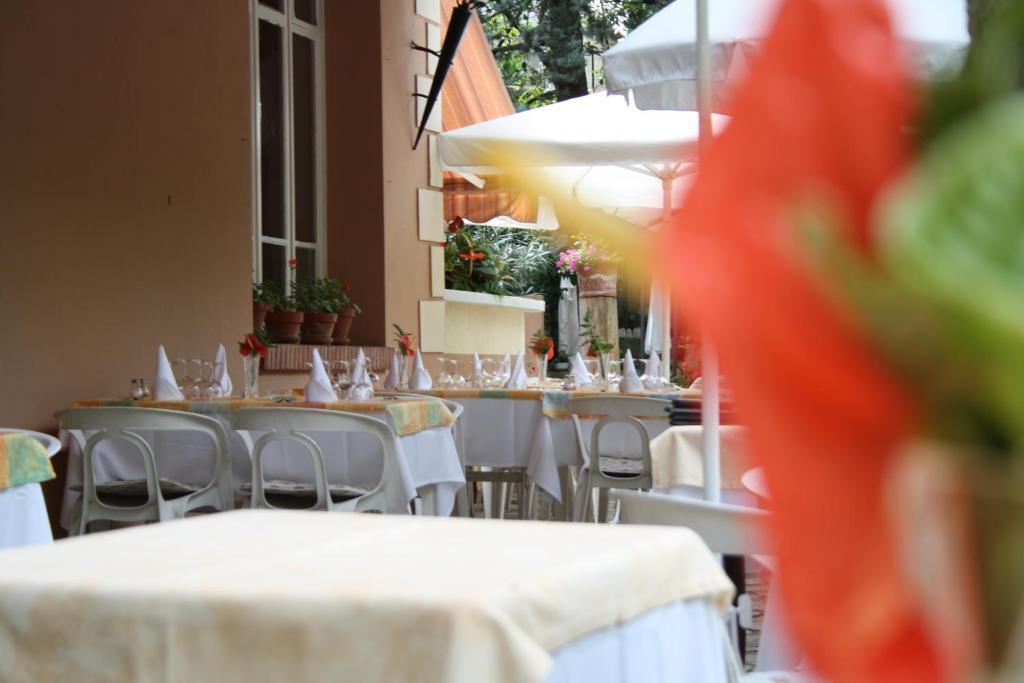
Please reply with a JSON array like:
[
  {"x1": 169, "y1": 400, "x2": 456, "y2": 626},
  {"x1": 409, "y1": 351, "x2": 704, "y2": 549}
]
[
  {"x1": 60, "y1": 416, "x2": 464, "y2": 530},
  {"x1": 0, "y1": 510, "x2": 734, "y2": 683},
  {"x1": 0, "y1": 484, "x2": 52, "y2": 549},
  {"x1": 454, "y1": 397, "x2": 671, "y2": 501}
]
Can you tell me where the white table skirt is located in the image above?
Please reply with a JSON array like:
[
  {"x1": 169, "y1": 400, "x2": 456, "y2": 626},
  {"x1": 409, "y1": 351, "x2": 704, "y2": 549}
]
[
  {"x1": 60, "y1": 417, "x2": 464, "y2": 530},
  {"x1": 454, "y1": 397, "x2": 670, "y2": 501},
  {"x1": 0, "y1": 483, "x2": 53, "y2": 550},
  {"x1": 547, "y1": 598, "x2": 729, "y2": 683}
]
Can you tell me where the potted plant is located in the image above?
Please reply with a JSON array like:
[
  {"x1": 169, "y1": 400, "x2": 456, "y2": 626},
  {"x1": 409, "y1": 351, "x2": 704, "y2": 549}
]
[
  {"x1": 252, "y1": 282, "x2": 274, "y2": 331},
  {"x1": 327, "y1": 278, "x2": 362, "y2": 345},
  {"x1": 295, "y1": 277, "x2": 339, "y2": 345},
  {"x1": 263, "y1": 278, "x2": 304, "y2": 344},
  {"x1": 550, "y1": 351, "x2": 570, "y2": 372},
  {"x1": 556, "y1": 235, "x2": 620, "y2": 298}
]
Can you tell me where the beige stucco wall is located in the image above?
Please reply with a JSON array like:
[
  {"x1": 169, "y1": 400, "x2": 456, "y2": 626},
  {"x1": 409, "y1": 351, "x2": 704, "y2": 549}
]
[
  {"x1": 380, "y1": 1, "x2": 435, "y2": 345},
  {"x1": 0, "y1": 0, "x2": 252, "y2": 431}
]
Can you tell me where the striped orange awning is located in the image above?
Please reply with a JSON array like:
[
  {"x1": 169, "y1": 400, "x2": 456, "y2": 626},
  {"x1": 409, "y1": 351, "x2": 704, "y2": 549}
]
[{"x1": 441, "y1": 1, "x2": 537, "y2": 225}]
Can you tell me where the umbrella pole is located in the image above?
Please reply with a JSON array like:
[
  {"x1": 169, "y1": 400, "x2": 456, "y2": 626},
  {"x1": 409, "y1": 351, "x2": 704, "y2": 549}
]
[
  {"x1": 660, "y1": 175, "x2": 673, "y2": 379},
  {"x1": 696, "y1": 0, "x2": 721, "y2": 503}
]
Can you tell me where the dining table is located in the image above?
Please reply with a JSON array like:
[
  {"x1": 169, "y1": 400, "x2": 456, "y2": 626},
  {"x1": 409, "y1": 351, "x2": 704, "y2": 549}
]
[
  {"x1": 413, "y1": 385, "x2": 696, "y2": 505},
  {"x1": 0, "y1": 432, "x2": 55, "y2": 549},
  {"x1": 58, "y1": 396, "x2": 464, "y2": 530},
  {"x1": 0, "y1": 509, "x2": 736, "y2": 683}
]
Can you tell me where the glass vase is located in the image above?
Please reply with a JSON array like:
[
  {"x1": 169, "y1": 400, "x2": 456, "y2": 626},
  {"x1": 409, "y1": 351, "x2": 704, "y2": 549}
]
[
  {"x1": 397, "y1": 354, "x2": 409, "y2": 390},
  {"x1": 242, "y1": 354, "x2": 260, "y2": 399},
  {"x1": 535, "y1": 352, "x2": 548, "y2": 384},
  {"x1": 598, "y1": 351, "x2": 613, "y2": 386}
]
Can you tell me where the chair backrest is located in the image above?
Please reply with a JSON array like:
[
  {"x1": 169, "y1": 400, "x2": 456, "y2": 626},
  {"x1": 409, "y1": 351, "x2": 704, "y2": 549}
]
[
  {"x1": 569, "y1": 396, "x2": 671, "y2": 476},
  {"x1": 0, "y1": 428, "x2": 60, "y2": 457},
  {"x1": 229, "y1": 407, "x2": 407, "y2": 513},
  {"x1": 614, "y1": 489, "x2": 773, "y2": 556},
  {"x1": 58, "y1": 407, "x2": 234, "y2": 509}
]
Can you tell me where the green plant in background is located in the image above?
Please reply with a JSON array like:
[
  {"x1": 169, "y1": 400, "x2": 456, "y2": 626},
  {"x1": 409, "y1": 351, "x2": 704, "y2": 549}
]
[
  {"x1": 294, "y1": 278, "x2": 339, "y2": 313},
  {"x1": 324, "y1": 278, "x2": 362, "y2": 314},
  {"x1": 580, "y1": 309, "x2": 614, "y2": 356},
  {"x1": 260, "y1": 280, "x2": 296, "y2": 312},
  {"x1": 252, "y1": 282, "x2": 276, "y2": 305}
]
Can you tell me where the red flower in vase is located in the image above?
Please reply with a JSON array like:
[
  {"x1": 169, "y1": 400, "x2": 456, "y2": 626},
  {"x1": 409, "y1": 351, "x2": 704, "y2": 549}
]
[{"x1": 447, "y1": 216, "x2": 465, "y2": 233}]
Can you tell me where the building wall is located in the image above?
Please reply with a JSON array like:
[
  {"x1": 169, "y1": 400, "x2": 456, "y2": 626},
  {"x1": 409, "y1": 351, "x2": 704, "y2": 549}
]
[
  {"x1": 0, "y1": 0, "x2": 252, "y2": 431},
  {"x1": 380, "y1": 1, "x2": 435, "y2": 345}
]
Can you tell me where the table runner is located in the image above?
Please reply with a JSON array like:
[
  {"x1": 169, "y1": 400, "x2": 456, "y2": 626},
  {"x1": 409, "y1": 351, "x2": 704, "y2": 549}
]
[
  {"x1": 0, "y1": 433, "x2": 54, "y2": 491},
  {"x1": 72, "y1": 397, "x2": 454, "y2": 437},
  {"x1": 0, "y1": 510, "x2": 733, "y2": 683}
]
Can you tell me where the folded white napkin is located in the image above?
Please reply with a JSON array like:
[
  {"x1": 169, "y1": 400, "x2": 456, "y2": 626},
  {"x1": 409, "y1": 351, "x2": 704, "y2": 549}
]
[
  {"x1": 504, "y1": 351, "x2": 527, "y2": 389},
  {"x1": 571, "y1": 352, "x2": 593, "y2": 385},
  {"x1": 154, "y1": 345, "x2": 184, "y2": 400},
  {"x1": 410, "y1": 349, "x2": 433, "y2": 390},
  {"x1": 214, "y1": 344, "x2": 232, "y2": 396},
  {"x1": 305, "y1": 348, "x2": 338, "y2": 402},
  {"x1": 619, "y1": 349, "x2": 644, "y2": 393},
  {"x1": 385, "y1": 349, "x2": 401, "y2": 389},
  {"x1": 472, "y1": 352, "x2": 483, "y2": 377},
  {"x1": 642, "y1": 350, "x2": 662, "y2": 390},
  {"x1": 351, "y1": 348, "x2": 368, "y2": 386}
]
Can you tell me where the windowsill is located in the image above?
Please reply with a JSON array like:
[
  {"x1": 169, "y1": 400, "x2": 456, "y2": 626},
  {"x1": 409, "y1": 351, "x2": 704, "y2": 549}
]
[{"x1": 442, "y1": 289, "x2": 545, "y2": 312}]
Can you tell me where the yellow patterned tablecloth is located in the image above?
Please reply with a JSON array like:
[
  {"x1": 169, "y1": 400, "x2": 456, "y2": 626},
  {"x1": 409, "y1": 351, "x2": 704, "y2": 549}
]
[
  {"x1": 71, "y1": 397, "x2": 454, "y2": 437},
  {"x1": 0, "y1": 510, "x2": 733, "y2": 683},
  {"x1": 0, "y1": 432, "x2": 55, "y2": 490}
]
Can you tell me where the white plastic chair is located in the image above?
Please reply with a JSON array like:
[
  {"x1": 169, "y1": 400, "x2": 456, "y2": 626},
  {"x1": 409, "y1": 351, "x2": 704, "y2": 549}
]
[
  {"x1": 230, "y1": 407, "x2": 408, "y2": 514},
  {"x1": 59, "y1": 408, "x2": 234, "y2": 535},
  {"x1": 570, "y1": 396, "x2": 672, "y2": 522},
  {"x1": 614, "y1": 489, "x2": 808, "y2": 681}
]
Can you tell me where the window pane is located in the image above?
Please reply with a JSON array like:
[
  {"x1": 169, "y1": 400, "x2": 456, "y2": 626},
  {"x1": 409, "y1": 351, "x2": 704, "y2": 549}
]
[
  {"x1": 292, "y1": 34, "x2": 316, "y2": 244},
  {"x1": 295, "y1": 0, "x2": 317, "y2": 25},
  {"x1": 258, "y1": 21, "x2": 285, "y2": 240},
  {"x1": 261, "y1": 242, "x2": 287, "y2": 290},
  {"x1": 295, "y1": 246, "x2": 316, "y2": 281},
  {"x1": 259, "y1": 0, "x2": 284, "y2": 10}
]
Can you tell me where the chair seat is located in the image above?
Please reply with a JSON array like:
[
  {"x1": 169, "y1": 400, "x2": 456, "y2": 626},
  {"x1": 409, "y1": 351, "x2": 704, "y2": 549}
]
[
  {"x1": 72, "y1": 478, "x2": 200, "y2": 503},
  {"x1": 597, "y1": 456, "x2": 644, "y2": 478},
  {"x1": 242, "y1": 479, "x2": 369, "y2": 506}
]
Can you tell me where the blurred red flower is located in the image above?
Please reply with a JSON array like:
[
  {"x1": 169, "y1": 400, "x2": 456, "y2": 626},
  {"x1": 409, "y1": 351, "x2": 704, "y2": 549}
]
[
  {"x1": 659, "y1": 0, "x2": 962, "y2": 680},
  {"x1": 287, "y1": 258, "x2": 297, "y2": 267},
  {"x1": 447, "y1": 216, "x2": 465, "y2": 233}
]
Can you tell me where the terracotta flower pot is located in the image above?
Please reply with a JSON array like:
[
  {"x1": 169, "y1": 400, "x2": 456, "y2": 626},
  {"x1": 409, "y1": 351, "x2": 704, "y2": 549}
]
[
  {"x1": 253, "y1": 302, "x2": 271, "y2": 331},
  {"x1": 577, "y1": 263, "x2": 618, "y2": 298},
  {"x1": 332, "y1": 307, "x2": 357, "y2": 345},
  {"x1": 265, "y1": 310, "x2": 304, "y2": 344},
  {"x1": 301, "y1": 311, "x2": 339, "y2": 345}
]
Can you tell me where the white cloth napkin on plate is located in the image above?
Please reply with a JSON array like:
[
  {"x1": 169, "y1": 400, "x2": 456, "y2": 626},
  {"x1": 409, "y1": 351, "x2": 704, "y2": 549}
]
[
  {"x1": 472, "y1": 352, "x2": 483, "y2": 377},
  {"x1": 410, "y1": 349, "x2": 433, "y2": 390},
  {"x1": 153, "y1": 345, "x2": 184, "y2": 400},
  {"x1": 504, "y1": 351, "x2": 527, "y2": 389},
  {"x1": 619, "y1": 349, "x2": 644, "y2": 393},
  {"x1": 214, "y1": 344, "x2": 232, "y2": 396},
  {"x1": 351, "y1": 348, "x2": 368, "y2": 386},
  {"x1": 643, "y1": 350, "x2": 662, "y2": 390},
  {"x1": 305, "y1": 348, "x2": 338, "y2": 402},
  {"x1": 385, "y1": 349, "x2": 401, "y2": 389},
  {"x1": 571, "y1": 352, "x2": 593, "y2": 385}
]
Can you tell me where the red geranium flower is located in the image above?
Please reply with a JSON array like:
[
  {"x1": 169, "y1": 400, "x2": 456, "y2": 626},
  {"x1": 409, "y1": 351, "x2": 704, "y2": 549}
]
[
  {"x1": 447, "y1": 216, "x2": 465, "y2": 233},
  {"x1": 342, "y1": 280, "x2": 352, "y2": 293},
  {"x1": 287, "y1": 258, "x2": 297, "y2": 267}
]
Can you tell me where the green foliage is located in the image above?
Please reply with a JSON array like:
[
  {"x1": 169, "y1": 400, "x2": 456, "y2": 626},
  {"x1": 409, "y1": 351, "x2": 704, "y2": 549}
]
[
  {"x1": 480, "y1": 0, "x2": 672, "y2": 109},
  {"x1": 252, "y1": 282, "x2": 276, "y2": 305},
  {"x1": 581, "y1": 309, "x2": 614, "y2": 354},
  {"x1": 445, "y1": 224, "x2": 557, "y2": 297},
  {"x1": 260, "y1": 280, "x2": 295, "y2": 312}
]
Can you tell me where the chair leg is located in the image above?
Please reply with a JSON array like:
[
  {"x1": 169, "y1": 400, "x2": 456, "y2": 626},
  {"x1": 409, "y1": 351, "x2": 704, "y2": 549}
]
[
  {"x1": 494, "y1": 482, "x2": 508, "y2": 520},
  {"x1": 597, "y1": 487, "x2": 610, "y2": 524},
  {"x1": 454, "y1": 482, "x2": 471, "y2": 518},
  {"x1": 518, "y1": 474, "x2": 529, "y2": 520}
]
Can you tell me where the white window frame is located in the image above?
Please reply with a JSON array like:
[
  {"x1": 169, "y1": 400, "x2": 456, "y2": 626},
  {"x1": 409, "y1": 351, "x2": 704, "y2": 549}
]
[{"x1": 250, "y1": 0, "x2": 327, "y2": 287}]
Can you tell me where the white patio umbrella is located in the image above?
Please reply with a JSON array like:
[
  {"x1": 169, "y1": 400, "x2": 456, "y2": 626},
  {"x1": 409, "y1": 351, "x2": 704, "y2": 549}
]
[
  {"x1": 603, "y1": 0, "x2": 970, "y2": 112},
  {"x1": 440, "y1": 92, "x2": 726, "y2": 375},
  {"x1": 602, "y1": 0, "x2": 968, "y2": 503}
]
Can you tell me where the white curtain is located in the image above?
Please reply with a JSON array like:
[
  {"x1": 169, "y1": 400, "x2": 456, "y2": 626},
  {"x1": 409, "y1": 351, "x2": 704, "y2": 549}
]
[
  {"x1": 644, "y1": 282, "x2": 665, "y2": 354},
  {"x1": 558, "y1": 277, "x2": 580, "y2": 356}
]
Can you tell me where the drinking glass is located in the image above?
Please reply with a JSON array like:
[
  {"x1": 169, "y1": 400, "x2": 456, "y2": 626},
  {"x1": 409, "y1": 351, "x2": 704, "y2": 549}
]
[
  {"x1": 482, "y1": 358, "x2": 500, "y2": 387},
  {"x1": 447, "y1": 359, "x2": 466, "y2": 387},
  {"x1": 332, "y1": 360, "x2": 351, "y2": 393},
  {"x1": 172, "y1": 358, "x2": 189, "y2": 392},
  {"x1": 584, "y1": 359, "x2": 599, "y2": 388},
  {"x1": 201, "y1": 361, "x2": 222, "y2": 399},
  {"x1": 436, "y1": 355, "x2": 450, "y2": 387}
]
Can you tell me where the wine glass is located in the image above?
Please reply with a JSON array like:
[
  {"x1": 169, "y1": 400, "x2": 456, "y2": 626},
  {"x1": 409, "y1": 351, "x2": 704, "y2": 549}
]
[
  {"x1": 446, "y1": 359, "x2": 466, "y2": 388},
  {"x1": 172, "y1": 358, "x2": 189, "y2": 392},
  {"x1": 201, "y1": 361, "x2": 222, "y2": 399},
  {"x1": 186, "y1": 358, "x2": 205, "y2": 399},
  {"x1": 332, "y1": 360, "x2": 351, "y2": 393},
  {"x1": 584, "y1": 359, "x2": 599, "y2": 388},
  {"x1": 482, "y1": 358, "x2": 500, "y2": 387}
]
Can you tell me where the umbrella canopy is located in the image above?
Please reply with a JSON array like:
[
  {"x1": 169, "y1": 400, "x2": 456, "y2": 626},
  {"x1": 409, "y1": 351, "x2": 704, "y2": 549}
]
[
  {"x1": 438, "y1": 92, "x2": 728, "y2": 171},
  {"x1": 603, "y1": 0, "x2": 970, "y2": 111}
]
